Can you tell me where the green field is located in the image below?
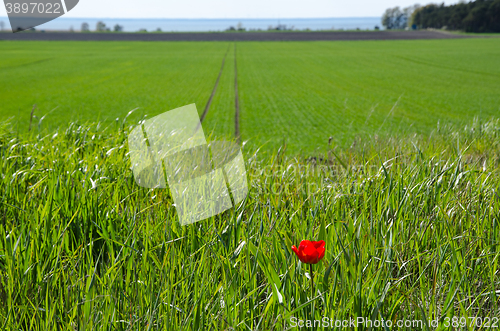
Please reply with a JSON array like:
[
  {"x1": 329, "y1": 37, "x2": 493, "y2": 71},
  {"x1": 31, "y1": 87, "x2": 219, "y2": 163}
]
[
  {"x1": 0, "y1": 42, "x2": 227, "y2": 128},
  {"x1": 1, "y1": 39, "x2": 499, "y2": 152},
  {"x1": 1, "y1": 38, "x2": 500, "y2": 330}
]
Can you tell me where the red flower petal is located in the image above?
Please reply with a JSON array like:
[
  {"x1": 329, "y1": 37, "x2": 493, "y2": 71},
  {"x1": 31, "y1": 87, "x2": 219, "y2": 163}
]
[
  {"x1": 292, "y1": 240, "x2": 326, "y2": 264},
  {"x1": 292, "y1": 246, "x2": 299, "y2": 255},
  {"x1": 313, "y1": 240, "x2": 325, "y2": 249},
  {"x1": 317, "y1": 247, "x2": 325, "y2": 261}
]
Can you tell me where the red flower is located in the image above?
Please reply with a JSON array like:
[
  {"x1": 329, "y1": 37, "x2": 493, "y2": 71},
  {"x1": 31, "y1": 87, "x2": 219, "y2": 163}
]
[{"x1": 291, "y1": 240, "x2": 325, "y2": 264}]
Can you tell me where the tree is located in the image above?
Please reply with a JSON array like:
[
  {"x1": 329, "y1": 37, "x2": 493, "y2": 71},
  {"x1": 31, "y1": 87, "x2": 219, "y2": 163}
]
[
  {"x1": 489, "y1": 0, "x2": 500, "y2": 32},
  {"x1": 382, "y1": 4, "x2": 421, "y2": 30},
  {"x1": 382, "y1": 7, "x2": 403, "y2": 29},
  {"x1": 113, "y1": 24, "x2": 123, "y2": 32},
  {"x1": 411, "y1": 0, "x2": 500, "y2": 32},
  {"x1": 96, "y1": 21, "x2": 106, "y2": 32},
  {"x1": 404, "y1": 4, "x2": 421, "y2": 27},
  {"x1": 81, "y1": 22, "x2": 89, "y2": 32},
  {"x1": 463, "y1": 4, "x2": 489, "y2": 31}
]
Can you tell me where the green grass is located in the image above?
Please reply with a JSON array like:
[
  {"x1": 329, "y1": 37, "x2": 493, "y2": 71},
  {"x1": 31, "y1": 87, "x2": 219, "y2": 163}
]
[
  {"x1": 238, "y1": 39, "x2": 500, "y2": 151},
  {"x1": 0, "y1": 39, "x2": 499, "y2": 152},
  {"x1": 0, "y1": 41, "x2": 228, "y2": 130},
  {"x1": 0, "y1": 39, "x2": 499, "y2": 329},
  {"x1": 0, "y1": 117, "x2": 499, "y2": 330},
  {"x1": 202, "y1": 45, "x2": 236, "y2": 140}
]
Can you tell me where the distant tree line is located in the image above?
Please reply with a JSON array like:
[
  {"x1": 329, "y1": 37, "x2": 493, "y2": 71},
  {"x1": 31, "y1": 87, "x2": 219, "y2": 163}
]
[
  {"x1": 80, "y1": 22, "x2": 124, "y2": 32},
  {"x1": 382, "y1": 0, "x2": 500, "y2": 32},
  {"x1": 412, "y1": 0, "x2": 500, "y2": 32}
]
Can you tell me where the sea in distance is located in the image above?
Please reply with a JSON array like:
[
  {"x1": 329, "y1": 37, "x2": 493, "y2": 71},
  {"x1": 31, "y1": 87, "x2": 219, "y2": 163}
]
[{"x1": 0, "y1": 17, "x2": 383, "y2": 32}]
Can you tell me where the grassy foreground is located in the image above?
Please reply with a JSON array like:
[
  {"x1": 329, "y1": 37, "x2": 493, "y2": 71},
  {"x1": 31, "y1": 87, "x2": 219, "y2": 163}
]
[{"x1": 0, "y1": 117, "x2": 499, "y2": 330}]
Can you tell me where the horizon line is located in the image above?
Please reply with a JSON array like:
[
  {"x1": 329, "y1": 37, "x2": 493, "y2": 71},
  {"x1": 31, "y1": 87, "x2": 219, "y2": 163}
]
[{"x1": 0, "y1": 16, "x2": 381, "y2": 20}]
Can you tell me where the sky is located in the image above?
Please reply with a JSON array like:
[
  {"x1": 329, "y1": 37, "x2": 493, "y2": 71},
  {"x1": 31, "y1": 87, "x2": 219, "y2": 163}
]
[{"x1": 1, "y1": 0, "x2": 462, "y2": 19}]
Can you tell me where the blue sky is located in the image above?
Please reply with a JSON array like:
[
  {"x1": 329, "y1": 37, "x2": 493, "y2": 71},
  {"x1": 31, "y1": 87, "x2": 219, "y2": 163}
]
[{"x1": 1, "y1": 0, "x2": 462, "y2": 19}]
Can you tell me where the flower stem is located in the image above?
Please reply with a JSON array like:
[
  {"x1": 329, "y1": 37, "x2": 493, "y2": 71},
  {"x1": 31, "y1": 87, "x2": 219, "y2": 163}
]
[{"x1": 310, "y1": 263, "x2": 314, "y2": 299}]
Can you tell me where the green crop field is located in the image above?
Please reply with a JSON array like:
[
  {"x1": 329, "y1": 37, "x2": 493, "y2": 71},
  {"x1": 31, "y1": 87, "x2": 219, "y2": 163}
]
[
  {"x1": 0, "y1": 41, "x2": 228, "y2": 131},
  {"x1": 1, "y1": 39, "x2": 499, "y2": 151},
  {"x1": 237, "y1": 39, "x2": 500, "y2": 151},
  {"x1": 0, "y1": 38, "x2": 500, "y2": 330}
]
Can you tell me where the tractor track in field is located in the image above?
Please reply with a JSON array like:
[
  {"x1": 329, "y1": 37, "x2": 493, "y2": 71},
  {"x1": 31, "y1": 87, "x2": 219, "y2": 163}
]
[
  {"x1": 234, "y1": 44, "x2": 240, "y2": 144},
  {"x1": 199, "y1": 45, "x2": 230, "y2": 123},
  {"x1": 199, "y1": 42, "x2": 240, "y2": 144}
]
